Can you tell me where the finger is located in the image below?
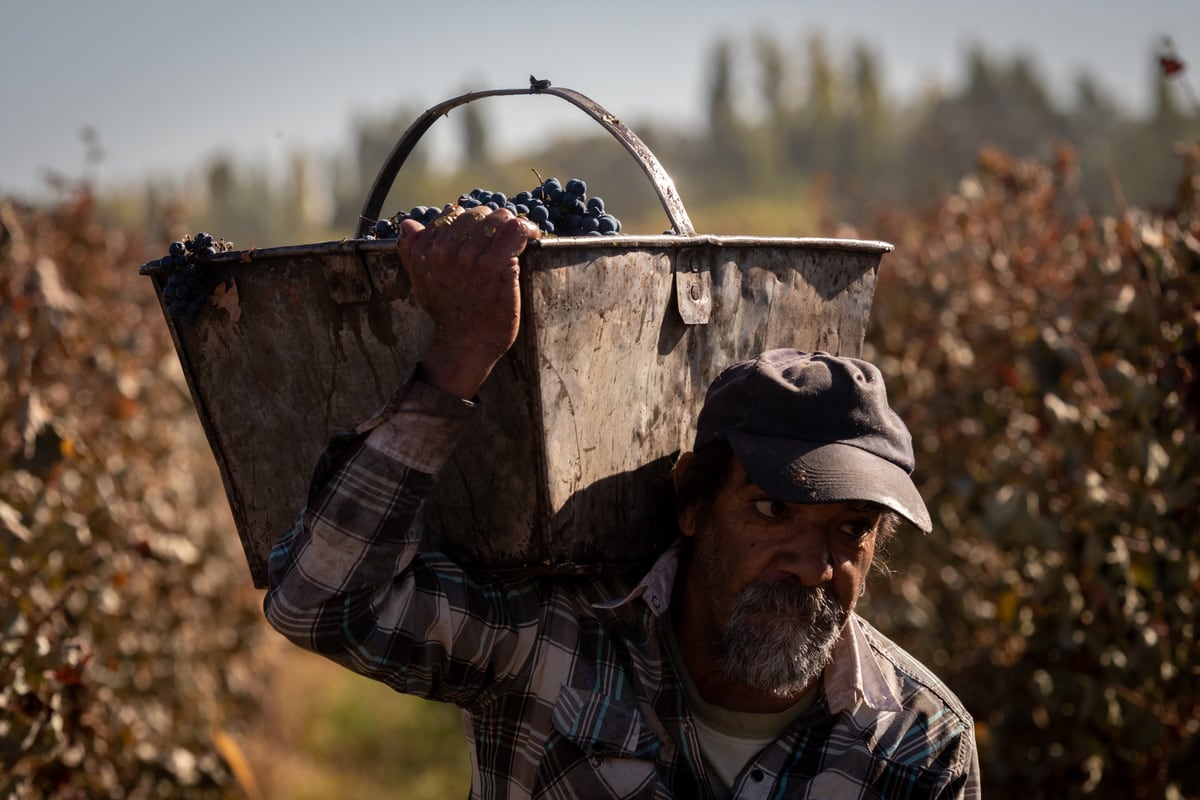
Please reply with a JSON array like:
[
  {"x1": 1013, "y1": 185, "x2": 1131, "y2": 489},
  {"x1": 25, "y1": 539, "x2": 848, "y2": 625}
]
[
  {"x1": 455, "y1": 209, "x2": 508, "y2": 266},
  {"x1": 407, "y1": 223, "x2": 437, "y2": 273},
  {"x1": 450, "y1": 205, "x2": 495, "y2": 240},
  {"x1": 395, "y1": 217, "x2": 425, "y2": 264},
  {"x1": 429, "y1": 203, "x2": 464, "y2": 230},
  {"x1": 455, "y1": 208, "x2": 531, "y2": 267},
  {"x1": 408, "y1": 204, "x2": 465, "y2": 267},
  {"x1": 429, "y1": 206, "x2": 498, "y2": 266},
  {"x1": 488, "y1": 214, "x2": 541, "y2": 259}
]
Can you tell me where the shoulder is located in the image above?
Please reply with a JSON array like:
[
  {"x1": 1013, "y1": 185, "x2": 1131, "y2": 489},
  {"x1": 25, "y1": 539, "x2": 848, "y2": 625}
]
[
  {"x1": 855, "y1": 615, "x2": 974, "y2": 726},
  {"x1": 859, "y1": 618, "x2": 969, "y2": 714},
  {"x1": 850, "y1": 615, "x2": 980, "y2": 788}
]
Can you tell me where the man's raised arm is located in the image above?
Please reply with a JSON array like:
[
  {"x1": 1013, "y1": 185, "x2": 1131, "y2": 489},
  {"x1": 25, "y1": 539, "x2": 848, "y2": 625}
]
[{"x1": 262, "y1": 206, "x2": 541, "y2": 701}]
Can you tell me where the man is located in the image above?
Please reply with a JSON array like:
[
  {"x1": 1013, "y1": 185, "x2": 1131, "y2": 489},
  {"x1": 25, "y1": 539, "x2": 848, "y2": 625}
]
[{"x1": 264, "y1": 205, "x2": 981, "y2": 798}]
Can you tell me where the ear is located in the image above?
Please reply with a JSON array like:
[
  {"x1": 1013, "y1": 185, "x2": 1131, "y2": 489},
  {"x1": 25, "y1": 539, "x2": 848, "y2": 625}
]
[{"x1": 673, "y1": 451, "x2": 699, "y2": 538}]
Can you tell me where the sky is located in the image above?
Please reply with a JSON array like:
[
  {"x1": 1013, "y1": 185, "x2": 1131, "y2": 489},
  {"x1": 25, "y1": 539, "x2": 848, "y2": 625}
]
[{"x1": 1, "y1": 1, "x2": 1196, "y2": 201}]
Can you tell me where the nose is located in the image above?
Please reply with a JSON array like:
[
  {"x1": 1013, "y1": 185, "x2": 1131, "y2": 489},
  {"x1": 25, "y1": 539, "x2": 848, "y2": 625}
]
[
  {"x1": 780, "y1": 526, "x2": 835, "y2": 586},
  {"x1": 796, "y1": 549, "x2": 834, "y2": 586}
]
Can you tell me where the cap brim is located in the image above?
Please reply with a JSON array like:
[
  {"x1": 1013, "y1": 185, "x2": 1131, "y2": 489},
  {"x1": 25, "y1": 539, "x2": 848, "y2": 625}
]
[{"x1": 726, "y1": 432, "x2": 933, "y2": 533}]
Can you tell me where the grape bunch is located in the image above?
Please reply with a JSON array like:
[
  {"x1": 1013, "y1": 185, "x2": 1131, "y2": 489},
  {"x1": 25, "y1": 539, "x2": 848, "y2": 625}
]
[
  {"x1": 151, "y1": 232, "x2": 233, "y2": 327},
  {"x1": 368, "y1": 176, "x2": 623, "y2": 239}
]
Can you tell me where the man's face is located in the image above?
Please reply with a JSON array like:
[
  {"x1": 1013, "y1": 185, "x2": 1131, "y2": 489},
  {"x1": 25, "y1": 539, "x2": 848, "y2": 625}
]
[{"x1": 679, "y1": 457, "x2": 883, "y2": 697}]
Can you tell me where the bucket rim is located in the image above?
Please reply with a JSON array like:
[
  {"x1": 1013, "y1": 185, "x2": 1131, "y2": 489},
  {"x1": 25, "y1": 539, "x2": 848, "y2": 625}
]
[{"x1": 139, "y1": 235, "x2": 893, "y2": 275}]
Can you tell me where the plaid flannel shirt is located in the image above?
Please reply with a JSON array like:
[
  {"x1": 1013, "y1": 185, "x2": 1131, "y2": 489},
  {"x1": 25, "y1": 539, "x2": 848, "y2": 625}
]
[{"x1": 264, "y1": 376, "x2": 981, "y2": 799}]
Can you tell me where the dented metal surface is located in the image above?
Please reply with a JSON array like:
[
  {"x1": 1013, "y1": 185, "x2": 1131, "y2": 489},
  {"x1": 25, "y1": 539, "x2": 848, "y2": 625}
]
[{"x1": 142, "y1": 235, "x2": 889, "y2": 587}]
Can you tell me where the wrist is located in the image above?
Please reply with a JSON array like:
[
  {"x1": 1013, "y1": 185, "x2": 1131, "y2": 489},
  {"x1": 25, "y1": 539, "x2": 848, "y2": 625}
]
[{"x1": 419, "y1": 339, "x2": 507, "y2": 399}]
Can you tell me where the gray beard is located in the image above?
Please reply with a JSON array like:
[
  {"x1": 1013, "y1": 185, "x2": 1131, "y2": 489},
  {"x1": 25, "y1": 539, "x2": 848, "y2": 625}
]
[{"x1": 714, "y1": 579, "x2": 844, "y2": 697}]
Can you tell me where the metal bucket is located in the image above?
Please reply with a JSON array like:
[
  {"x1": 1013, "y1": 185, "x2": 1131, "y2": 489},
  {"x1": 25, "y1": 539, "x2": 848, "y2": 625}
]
[{"x1": 141, "y1": 84, "x2": 892, "y2": 588}]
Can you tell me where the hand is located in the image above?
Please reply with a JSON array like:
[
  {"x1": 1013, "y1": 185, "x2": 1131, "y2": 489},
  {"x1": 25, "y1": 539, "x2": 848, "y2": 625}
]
[{"x1": 397, "y1": 205, "x2": 541, "y2": 398}]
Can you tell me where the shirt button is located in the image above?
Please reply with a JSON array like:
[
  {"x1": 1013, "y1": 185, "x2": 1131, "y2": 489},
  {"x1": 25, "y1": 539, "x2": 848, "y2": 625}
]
[
  {"x1": 650, "y1": 595, "x2": 661, "y2": 609},
  {"x1": 681, "y1": 720, "x2": 692, "y2": 732},
  {"x1": 589, "y1": 757, "x2": 602, "y2": 769},
  {"x1": 750, "y1": 769, "x2": 765, "y2": 782}
]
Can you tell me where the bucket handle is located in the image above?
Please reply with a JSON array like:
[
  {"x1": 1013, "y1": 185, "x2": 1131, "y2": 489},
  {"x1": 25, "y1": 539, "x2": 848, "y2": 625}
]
[{"x1": 355, "y1": 79, "x2": 696, "y2": 239}]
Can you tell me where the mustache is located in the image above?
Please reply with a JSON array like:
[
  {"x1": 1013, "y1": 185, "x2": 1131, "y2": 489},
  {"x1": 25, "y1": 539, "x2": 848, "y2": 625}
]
[{"x1": 735, "y1": 578, "x2": 842, "y2": 619}]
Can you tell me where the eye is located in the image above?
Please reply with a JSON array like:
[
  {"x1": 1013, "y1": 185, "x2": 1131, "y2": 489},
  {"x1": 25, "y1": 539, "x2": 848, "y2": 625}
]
[
  {"x1": 752, "y1": 499, "x2": 790, "y2": 520},
  {"x1": 839, "y1": 518, "x2": 878, "y2": 542}
]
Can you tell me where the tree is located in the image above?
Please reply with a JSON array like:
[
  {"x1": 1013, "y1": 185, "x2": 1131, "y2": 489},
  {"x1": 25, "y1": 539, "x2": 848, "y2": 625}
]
[
  {"x1": 900, "y1": 44, "x2": 1072, "y2": 207},
  {"x1": 750, "y1": 30, "x2": 793, "y2": 187},
  {"x1": 705, "y1": 37, "x2": 748, "y2": 186},
  {"x1": 796, "y1": 33, "x2": 839, "y2": 175},
  {"x1": 844, "y1": 42, "x2": 891, "y2": 187},
  {"x1": 460, "y1": 97, "x2": 491, "y2": 166},
  {"x1": 328, "y1": 106, "x2": 428, "y2": 231},
  {"x1": 707, "y1": 37, "x2": 738, "y2": 144},
  {"x1": 202, "y1": 154, "x2": 281, "y2": 245}
]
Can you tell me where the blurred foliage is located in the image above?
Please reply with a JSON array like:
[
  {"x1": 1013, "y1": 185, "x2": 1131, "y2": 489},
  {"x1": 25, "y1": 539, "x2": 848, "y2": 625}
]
[
  {"x1": 246, "y1": 650, "x2": 469, "y2": 799},
  {"x1": 0, "y1": 189, "x2": 266, "y2": 797},
  {"x1": 858, "y1": 140, "x2": 1200, "y2": 798}
]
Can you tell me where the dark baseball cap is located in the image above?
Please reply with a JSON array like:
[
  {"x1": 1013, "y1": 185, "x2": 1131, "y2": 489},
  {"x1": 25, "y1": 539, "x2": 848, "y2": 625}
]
[{"x1": 693, "y1": 349, "x2": 932, "y2": 532}]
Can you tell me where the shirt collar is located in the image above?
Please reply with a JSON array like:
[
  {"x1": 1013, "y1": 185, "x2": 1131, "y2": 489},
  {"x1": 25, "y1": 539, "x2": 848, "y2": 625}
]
[
  {"x1": 593, "y1": 539, "x2": 681, "y2": 618},
  {"x1": 823, "y1": 614, "x2": 904, "y2": 715}
]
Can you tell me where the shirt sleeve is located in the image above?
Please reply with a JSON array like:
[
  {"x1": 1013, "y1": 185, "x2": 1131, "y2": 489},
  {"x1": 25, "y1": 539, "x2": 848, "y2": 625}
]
[{"x1": 262, "y1": 370, "x2": 540, "y2": 707}]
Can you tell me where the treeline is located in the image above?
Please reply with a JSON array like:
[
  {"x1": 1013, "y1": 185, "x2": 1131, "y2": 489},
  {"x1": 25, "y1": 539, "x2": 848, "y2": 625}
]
[
  {"x1": 688, "y1": 33, "x2": 1198, "y2": 219},
  {"x1": 93, "y1": 32, "x2": 1198, "y2": 248}
]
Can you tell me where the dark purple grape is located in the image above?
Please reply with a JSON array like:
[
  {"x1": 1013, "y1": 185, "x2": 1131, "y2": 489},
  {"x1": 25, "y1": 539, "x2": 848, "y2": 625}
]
[
  {"x1": 381, "y1": 175, "x2": 622, "y2": 238},
  {"x1": 157, "y1": 239, "x2": 222, "y2": 327}
]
